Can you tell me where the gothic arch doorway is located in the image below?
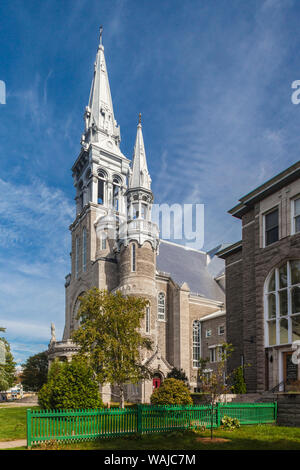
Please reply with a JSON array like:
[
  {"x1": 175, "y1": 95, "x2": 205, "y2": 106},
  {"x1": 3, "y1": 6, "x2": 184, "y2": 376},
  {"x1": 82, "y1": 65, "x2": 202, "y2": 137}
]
[{"x1": 152, "y1": 372, "x2": 163, "y2": 390}]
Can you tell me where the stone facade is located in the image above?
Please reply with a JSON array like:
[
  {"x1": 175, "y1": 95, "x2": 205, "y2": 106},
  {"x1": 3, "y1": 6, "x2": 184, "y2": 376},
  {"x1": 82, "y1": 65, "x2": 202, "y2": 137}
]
[
  {"x1": 218, "y1": 161, "x2": 300, "y2": 393},
  {"x1": 48, "y1": 34, "x2": 226, "y2": 403}
]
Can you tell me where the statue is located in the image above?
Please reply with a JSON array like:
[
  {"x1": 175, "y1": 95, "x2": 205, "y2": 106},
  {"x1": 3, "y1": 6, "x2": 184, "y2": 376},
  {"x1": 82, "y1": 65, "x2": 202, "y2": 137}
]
[{"x1": 50, "y1": 323, "x2": 56, "y2": 343}]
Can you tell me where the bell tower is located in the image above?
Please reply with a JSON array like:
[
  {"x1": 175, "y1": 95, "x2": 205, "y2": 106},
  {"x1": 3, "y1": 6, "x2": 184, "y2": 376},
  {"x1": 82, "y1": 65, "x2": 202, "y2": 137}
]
[
  {"x1": 116, "y1": 115, "x2": 159, "y2": 360},
  {"x1": 63, "y1": 29, "x2": 131, "y2": 340}
]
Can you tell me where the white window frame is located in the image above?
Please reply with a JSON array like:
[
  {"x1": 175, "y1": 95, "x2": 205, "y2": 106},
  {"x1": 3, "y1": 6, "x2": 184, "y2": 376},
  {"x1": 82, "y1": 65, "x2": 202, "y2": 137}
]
[
  {"x1": 264, "y1": 260, "x2": 300, "y2": 347},
  {"x1": 205, "y1": 328, "x2": 212, "y2": 338},
  {"x1": 263, "y1": 206, "x2": 279, "y2": 248},
  {"x1": 192, "y1": 320, "x2": 201, "y2": 368},
  {"x1": 291, "y1": 197, "x2": 300, "y2": 235},
  {"x1": 157, "y1": 292, "x2": 166, "y2": 321},
  {"x1": 218, "y1": 325, "x2": 225, "y2": 336}
]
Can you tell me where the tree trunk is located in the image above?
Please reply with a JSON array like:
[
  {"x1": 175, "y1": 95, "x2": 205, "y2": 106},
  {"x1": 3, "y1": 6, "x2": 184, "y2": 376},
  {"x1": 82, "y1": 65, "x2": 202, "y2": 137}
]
[
  {"x1": 211, "y1": 402, "x2": 214, "y2": 440},
  {"x1": 119, "y1": 385, "x2": 125, "y2": 409}
]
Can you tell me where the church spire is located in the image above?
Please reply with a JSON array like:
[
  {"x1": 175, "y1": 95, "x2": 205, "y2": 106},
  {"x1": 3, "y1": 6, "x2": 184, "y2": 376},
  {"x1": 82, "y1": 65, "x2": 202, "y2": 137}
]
[
  {"x1": 129, "y1": 114, "x2": 151, "y2": 190},
  {"x1": 81, "y1": 28, "x2": 121, "y2": 148}
]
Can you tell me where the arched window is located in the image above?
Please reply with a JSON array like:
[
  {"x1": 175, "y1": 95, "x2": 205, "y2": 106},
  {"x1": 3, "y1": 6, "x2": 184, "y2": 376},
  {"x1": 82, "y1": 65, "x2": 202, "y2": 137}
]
[
  {"x1": 97, "y1": 170, "x2": 107, "y2": 205},
  {"x1": 265, "y1": 260, "x2": 300, "y2": 346},
  {"x1": 131, "y1": 243, "x2": 136, "y2": 272},
  {"x1": 82, "y1": 227, "x2": 87, "y2": 272},
  {"x1": 193, "y1": 320, "x2": 201, "y2": 368},
  {"x1": 75, "y1": 236, "x2": 79, "y2": 279},
  {"x1": 112, "y1": 176, "x2": 121, "y2": 211},
  {"x1": 158, "y1": 292, "x2": 166, "y2": 321}
]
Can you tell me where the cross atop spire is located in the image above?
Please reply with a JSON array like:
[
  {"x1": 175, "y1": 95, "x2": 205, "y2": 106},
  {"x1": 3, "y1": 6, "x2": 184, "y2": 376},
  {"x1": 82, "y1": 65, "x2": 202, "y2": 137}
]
[{"x1": 99, "y1": 25, "x2": 103, "y2": 46}]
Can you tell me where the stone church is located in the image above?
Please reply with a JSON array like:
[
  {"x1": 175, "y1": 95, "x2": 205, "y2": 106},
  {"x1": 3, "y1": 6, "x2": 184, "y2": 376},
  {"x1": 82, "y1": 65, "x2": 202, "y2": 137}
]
[{"x1": 48, "y1": 33, "x2": 226, "y2": 403}]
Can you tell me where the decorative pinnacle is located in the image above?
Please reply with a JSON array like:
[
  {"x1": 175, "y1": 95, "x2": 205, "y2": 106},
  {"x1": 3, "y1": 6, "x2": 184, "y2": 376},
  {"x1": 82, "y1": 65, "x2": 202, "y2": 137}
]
[
  {"x1": 99, "y1": 25, "x2": 103, "y2": 45},
  {"x1": 138, "y1": 112, "x2": 142, "y2": 125}
]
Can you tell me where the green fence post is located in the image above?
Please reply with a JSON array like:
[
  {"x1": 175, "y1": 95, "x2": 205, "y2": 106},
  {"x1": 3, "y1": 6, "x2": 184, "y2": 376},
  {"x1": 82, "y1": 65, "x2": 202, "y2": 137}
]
[
  {"x1": 216, "y1": 402, "x2": 220, "y2": 427},
  {"x1": 137, "y1": 405, "x2": 142, "y2": 435},
  {"x1": 274, "y1": 401, "x2": 277, "y2": 423},
  {"x1": 27, "y1": 409, "x2": 32, "y2": 449}
]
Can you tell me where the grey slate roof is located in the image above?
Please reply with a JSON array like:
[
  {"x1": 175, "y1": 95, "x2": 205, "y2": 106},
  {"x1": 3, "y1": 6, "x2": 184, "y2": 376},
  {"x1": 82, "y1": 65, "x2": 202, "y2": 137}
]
[{"x1": 156, "y1": 240, "x2": 225, "y2": 302}]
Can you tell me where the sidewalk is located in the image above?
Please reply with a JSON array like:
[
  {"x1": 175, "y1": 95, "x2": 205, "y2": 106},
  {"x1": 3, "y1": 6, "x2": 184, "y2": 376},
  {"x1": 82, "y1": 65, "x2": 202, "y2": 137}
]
[{"x1": 0, "y1": 439, "x2": 27, "y2": 449}]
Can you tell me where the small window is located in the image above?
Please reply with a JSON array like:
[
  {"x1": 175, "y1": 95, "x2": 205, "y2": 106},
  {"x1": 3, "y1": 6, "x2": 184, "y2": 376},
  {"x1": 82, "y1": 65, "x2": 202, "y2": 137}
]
[
  {"x1": 131, "y1": 243, "x2": 136, "y2": 272},
  {"x1": 264, "y1": 208, "x2": 279, "y2": 246},
  {"x1": 292, "y1": 198, "x2": 300, "y2": 234},
  {"x1": 218, "y1": 325, "x2": 225, "y2": 335},
  {"x1": 75, "y1": 236, "x2": 79, "y2": 279},
  {"x1": 97, "y1": 170, "x2": 106, "y2": 205},
  {"x1": 158, "y1": 292, "x2": 166, "y2": 321},
  {"x1": 82, "y1": 228, "x2": 87, "y2": 272},
  {"x1": 101, "y1": 232, "x2": 107, "y2": 250},
  {"x1": 113, "y1": 177, "x2": 120, "y2": 211},
  {"x1": 205, "y1": 329, "x2": 212, "y2": 338},
  {"x1": 145, "y1": 307, "x2": 150, "y2": 334},
  {"x1": 209, "y1": 348, "x2": 216, "y2": 363},
  {"x1": 192, "y1": 320, "x2": 201, "y2": 368}
]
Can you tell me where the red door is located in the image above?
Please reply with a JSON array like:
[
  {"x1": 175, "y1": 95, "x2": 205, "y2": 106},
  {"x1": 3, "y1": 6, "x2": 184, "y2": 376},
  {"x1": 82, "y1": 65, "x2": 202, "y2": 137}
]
[{"x1": 153, "y1": 377, "x2": 161, "y2": 389}]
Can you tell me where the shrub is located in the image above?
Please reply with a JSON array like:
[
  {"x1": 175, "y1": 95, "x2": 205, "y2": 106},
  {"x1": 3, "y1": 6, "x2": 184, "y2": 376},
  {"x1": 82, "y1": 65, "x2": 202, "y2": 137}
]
[
  {"x1": 232, "y1": 366, "x2": 247, "y2": 394},
  {"x1": 221, "y1": 415, "x2": 240, "y2": 430},
  {"x1": 150, "y1": 378, "x2": 193, "y2": 405},
  {"x1": 38, "y1": 358, "x2": 103, "y2": 410},
  {"x1": 167, "y1": 367, "x2": 189, "y2": 384}
]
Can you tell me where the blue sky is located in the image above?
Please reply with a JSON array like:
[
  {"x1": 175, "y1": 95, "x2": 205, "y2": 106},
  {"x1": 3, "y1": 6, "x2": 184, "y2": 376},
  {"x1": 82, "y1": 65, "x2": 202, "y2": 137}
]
[{"x1": 1, "y1": 0, "x2": 300, "y2": 365}]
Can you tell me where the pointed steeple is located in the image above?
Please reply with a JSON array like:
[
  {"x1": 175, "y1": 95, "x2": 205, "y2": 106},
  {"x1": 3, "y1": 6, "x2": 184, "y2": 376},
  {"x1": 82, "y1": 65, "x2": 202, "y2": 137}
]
[
  {"x1": 82, "y1": 27, "x2": 121, "y2": 147},
  {"x1": 129, "y1": 114, "x2": 151, "y2": 190}
]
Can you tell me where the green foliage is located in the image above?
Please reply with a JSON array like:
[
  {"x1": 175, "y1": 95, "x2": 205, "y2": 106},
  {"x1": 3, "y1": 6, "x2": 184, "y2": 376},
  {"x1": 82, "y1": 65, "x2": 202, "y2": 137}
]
[
  {"x1": 232, "y1": 366, "x2": 247, "y2": 394},
  {"x1": 150, "y1": 378, "x2": 193, "y2": 405},
  {"x1": 0, "y1": 337, "x2": 16, "y2": 391},
  {"x1": 167, "y1": 367, "x2": 188, "y2": 384},
  {"x1": 221, "y1": 415, "x2": 240, "y2": 430},
  {"x1": 72, "y1": 288, "x2": 153, "y2": 408},
  {"x1": 21, "y1": 351, "x2": 48, "y2": 392},
  {"x1": 38, "y1": 357, "x2": 103, "y2": 410}
]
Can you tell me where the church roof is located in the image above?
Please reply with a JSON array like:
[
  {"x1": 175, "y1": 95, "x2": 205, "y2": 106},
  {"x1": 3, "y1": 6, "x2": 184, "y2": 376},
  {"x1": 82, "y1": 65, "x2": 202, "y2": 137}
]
[{"x1": 156, "y1": 240, "x2": 225, "y2": 302}]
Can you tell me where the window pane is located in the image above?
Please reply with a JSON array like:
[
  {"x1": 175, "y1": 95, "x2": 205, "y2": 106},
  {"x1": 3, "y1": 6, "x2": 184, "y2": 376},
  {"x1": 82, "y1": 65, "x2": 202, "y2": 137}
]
[
  {"x1": 295, "y1": 198, "x2": 300, "y2": 216},
  {"x1": 266, "y1": 227, "x2": 279, "y2": 246},
  {"x1": 292, "y1": 286, "x2": 300, "y2": 314},
  {"x1": 280, "y1": 318, "x2": 288, "y2": 344},
  {"x1": 268, "y1": 272, "x2": 275, "y2": 292},
  {"x1": 268, "y1": 321, "x2": 276, "y2": 346},
  {"x1": 279, "y1": 264, "x2": 287, "y2": 289},
  {"x1": 98, "y1": 180, "x2": 104, "y2": 204},
  {"x1": 295, "y1": 215, "x2": 300, "y2": 234},
  {"x1": 292, "y1": 315, "x2": 300, "y2": 342},
  {"x1": 265, "y1": 210, "x2": 278, "y2": 230},
  {"x1": 291, "y1": 261, "x2": 300, "y2": 285},
  {"x1": 268, "y1": 294, "x2": 276, "y2": 319},
  {"x1": 279, "y1": 289, "x2": 288, "y2": 317}
]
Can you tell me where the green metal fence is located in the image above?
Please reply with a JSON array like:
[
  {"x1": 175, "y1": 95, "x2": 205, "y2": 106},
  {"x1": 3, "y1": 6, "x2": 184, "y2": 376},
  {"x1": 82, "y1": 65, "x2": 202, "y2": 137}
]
[{"x1": 26, "y1": 402, "x2": 277, "y2": 448}]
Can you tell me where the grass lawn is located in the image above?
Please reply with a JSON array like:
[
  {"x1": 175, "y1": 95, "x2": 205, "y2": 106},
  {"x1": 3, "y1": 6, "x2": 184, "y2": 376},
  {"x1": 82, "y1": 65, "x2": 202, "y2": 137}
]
[
  {"x1": 30, "y1": 425, "x2": 300, "y2": 451},
  {"x1": 0, "y1": 406, "x2": 39, "y2": 442}
]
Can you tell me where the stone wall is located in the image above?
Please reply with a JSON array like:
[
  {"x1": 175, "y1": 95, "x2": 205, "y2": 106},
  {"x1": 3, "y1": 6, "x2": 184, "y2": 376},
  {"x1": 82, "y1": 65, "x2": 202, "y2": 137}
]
[{"x1": 277, "y1": 394, "x2": 300, "y2": 427}]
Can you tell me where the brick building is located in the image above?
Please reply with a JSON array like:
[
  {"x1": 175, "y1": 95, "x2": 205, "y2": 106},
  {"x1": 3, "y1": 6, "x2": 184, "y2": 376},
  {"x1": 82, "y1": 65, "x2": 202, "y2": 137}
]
[
  {"x1": 48, "y1": 34, "x2": 226, "y2": 403},
  {"x1": 218, "y1": 161, "x2": 300, "y2": 393}
]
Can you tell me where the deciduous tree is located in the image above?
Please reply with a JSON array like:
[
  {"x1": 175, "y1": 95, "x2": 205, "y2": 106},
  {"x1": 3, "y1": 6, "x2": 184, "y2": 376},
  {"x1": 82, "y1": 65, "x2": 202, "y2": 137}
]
[{"x1": 72, "y1": 288, "x2": 153, "y2": 408}]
